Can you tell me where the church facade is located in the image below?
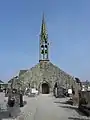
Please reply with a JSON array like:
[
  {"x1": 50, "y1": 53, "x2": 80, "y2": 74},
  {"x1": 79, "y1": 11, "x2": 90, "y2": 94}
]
[{"x1": 15, "y1": 14, "x2": 76, "y2": 96}]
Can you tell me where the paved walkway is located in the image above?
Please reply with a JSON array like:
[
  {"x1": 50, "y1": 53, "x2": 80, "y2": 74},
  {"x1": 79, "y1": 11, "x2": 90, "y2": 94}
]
[
  {"x1": 0, "y1": 93, "x2": 90, "y2": 120},
  {"x1": 18, "y1": 94, "x2": 90, "y2": 120}
]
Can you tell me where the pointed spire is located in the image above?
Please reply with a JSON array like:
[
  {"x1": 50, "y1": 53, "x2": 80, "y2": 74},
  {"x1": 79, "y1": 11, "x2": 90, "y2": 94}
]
[
  {"x1": 39, "y1": 13, "x2": 49, "y2": 62},
  {"x1": 41, "y1": 13, "x2": 48, "y2": 42}
]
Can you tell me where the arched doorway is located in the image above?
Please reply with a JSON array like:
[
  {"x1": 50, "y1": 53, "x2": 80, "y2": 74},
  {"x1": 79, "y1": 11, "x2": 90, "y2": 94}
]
[{"x1": 42, "y1": 83, "x2": 49, "y2": 94}]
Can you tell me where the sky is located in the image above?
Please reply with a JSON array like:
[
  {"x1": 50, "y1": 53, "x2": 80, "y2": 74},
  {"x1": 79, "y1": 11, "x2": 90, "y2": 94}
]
[{"x1": 0, "y1": 0, "x2": 90, "y2": 82}]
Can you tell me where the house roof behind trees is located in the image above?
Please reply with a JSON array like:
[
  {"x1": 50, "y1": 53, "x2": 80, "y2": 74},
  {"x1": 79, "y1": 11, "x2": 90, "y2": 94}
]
[{"x1": 0, "y1": 80, "x2": 4, "y2": 83}]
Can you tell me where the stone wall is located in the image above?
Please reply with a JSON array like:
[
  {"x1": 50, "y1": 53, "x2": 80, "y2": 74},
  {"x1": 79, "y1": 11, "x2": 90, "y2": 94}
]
[{"x1": 17, "y1": 61, "x2": 76, "y2": 95}]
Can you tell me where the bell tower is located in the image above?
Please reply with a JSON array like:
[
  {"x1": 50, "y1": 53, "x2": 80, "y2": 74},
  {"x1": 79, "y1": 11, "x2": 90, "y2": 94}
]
[{"x1": 39, "y1": 14, "x2": 49, "y2": 62}]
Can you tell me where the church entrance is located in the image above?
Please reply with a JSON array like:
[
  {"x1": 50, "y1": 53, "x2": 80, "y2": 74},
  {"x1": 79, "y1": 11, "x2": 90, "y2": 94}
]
[{"x1": 42, "y1": 83, "x2": 49, "y2": 94}]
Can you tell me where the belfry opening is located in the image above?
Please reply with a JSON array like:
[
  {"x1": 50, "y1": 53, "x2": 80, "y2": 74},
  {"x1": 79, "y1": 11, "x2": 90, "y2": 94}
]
[{"x1": 42, "y1": 83, "x2": 50, "y2": 94}]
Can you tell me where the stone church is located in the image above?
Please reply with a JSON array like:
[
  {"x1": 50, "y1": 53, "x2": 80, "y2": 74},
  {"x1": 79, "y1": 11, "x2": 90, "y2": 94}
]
[{"x1": 12, "y1": 14, "x2": 76, "y2": 96}]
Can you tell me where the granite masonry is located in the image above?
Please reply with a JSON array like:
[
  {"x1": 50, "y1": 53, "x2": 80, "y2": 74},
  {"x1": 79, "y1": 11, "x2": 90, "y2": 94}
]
[{"x1": 9, "y1": 14, "x2": 78, "y2": 97}]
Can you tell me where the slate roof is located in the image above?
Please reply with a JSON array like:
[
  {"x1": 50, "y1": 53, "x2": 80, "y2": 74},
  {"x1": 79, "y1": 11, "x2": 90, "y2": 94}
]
[
  {"x1": 19, "y1": 70, "x2": 28, "y2": 76},
  {"x1": 0, "y1": 80, "x2": 4, "y2": 83}
]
